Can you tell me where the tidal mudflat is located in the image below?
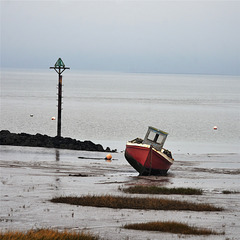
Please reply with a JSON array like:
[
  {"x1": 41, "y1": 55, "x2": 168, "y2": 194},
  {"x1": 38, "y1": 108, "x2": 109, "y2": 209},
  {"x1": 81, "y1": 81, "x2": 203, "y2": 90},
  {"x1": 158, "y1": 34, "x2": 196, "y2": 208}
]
[{"x1": 0, "y1": 145, "x2": 239, "y2": 240}]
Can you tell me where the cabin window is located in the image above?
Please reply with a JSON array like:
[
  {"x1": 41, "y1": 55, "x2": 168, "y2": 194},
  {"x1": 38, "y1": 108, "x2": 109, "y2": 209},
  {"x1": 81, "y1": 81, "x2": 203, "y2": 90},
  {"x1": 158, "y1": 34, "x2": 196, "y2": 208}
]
[
  {"x1": 147, "y1": 131, "x2": 156, "y2": 142},
  {"x1": 147, "y1": 131, "x2": 165, "y2": 145},
  {"x1": 156, "y1": 134, "x2": 165, "y2": 144}
]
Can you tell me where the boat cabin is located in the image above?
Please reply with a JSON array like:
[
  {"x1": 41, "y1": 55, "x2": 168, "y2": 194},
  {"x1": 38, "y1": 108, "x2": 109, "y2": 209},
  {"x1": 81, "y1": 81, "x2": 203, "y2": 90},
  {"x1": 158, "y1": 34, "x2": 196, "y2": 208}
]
[{"x1": 143, "y1": 126, "x2": 168, "y2": 151}]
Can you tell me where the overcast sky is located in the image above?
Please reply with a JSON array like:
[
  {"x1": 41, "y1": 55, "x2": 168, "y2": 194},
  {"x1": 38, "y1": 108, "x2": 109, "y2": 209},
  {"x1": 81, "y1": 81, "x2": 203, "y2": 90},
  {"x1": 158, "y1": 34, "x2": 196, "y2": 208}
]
[{"x1": 1, "y1": 0, "x2": 240, "y2": 75}]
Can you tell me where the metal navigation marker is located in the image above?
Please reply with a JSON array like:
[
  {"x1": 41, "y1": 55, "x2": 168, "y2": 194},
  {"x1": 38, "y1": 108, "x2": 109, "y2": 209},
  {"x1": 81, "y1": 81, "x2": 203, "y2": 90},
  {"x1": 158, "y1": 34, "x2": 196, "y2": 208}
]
[
  {"x1": 50, "y1": 57, "x2": 69, "y2": 74},
  {"x1": 55, "y1": 58, "x2": 65, "y2": 68},
  {"x1": 50, "y1": 58, "x2": 70, "y2": 137}
]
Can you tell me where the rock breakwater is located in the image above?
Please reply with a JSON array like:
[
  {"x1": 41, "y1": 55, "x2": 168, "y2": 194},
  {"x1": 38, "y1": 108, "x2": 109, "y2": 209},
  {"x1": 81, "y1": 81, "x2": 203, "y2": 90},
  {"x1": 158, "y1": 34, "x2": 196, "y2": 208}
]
[{"x1": 0, "y1": 130, "x2": 114, "y2": 152}]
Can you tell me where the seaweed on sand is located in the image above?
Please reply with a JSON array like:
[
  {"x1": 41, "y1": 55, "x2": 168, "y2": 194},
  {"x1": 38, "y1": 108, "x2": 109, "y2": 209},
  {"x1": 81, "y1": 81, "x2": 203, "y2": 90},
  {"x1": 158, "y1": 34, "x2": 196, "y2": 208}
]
[
  {"x1": 50, "y1": 195, "x2": 223, "y2": 211},
  {"x1": 121, "y1": 186, "x2": 203, "y2": 195},
  {"x1": 124, "y1": 221, "x2": 224, "y2": 235},
  {"x1": 0, "y1": 229, "x2": 99, "y2": 240}
]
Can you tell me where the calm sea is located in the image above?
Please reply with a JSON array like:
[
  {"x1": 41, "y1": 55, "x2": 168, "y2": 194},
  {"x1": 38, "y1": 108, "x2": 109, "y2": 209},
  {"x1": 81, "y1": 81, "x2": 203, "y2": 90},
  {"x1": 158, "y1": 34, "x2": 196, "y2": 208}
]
[{"x1": 1, "y1": 69, "x2": 239, "y2": 153}]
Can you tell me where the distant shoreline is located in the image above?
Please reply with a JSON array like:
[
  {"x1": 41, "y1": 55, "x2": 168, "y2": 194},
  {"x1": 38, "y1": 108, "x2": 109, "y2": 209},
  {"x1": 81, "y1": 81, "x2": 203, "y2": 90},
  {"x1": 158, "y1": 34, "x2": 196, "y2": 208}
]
[{"x1": 0, "y1": 130, "x2": 115, "y2": 152}]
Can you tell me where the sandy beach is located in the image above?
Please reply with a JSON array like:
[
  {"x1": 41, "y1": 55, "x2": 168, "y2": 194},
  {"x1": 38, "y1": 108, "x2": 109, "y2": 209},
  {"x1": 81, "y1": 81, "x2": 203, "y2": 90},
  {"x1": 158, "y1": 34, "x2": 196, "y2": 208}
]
[{"x1": 0, "y1": 145, "x2": 239, "y2": 240}]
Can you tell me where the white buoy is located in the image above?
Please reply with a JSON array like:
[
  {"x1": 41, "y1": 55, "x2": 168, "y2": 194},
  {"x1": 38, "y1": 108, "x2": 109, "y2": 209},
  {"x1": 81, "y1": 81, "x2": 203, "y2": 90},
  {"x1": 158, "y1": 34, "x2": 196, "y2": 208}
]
[
  {"x1": 51, "y1": 117, "x2": 56, "y2": 120},
  {"x1": 213, "y1": 126, "x2": 218, "y2": 130}
]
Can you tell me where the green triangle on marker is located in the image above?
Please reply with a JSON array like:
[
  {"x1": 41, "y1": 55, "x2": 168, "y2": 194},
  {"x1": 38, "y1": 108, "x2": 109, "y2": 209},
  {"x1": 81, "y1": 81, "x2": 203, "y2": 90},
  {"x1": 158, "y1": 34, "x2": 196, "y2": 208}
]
[{"x1": 55, "y1": 58, "x2": 65, "y2": 68}]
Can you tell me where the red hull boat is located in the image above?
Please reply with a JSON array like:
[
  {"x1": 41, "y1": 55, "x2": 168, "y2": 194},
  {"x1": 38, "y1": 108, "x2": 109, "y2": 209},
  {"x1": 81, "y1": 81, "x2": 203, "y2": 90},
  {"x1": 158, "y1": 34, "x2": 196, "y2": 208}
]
[{"x1": 125, "y1": 127, "x2": 174, "y2": 175}]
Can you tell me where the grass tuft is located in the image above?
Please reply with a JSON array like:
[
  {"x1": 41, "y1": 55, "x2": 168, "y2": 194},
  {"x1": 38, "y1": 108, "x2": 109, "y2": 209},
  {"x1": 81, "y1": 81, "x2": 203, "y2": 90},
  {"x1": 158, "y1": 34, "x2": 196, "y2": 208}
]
[
  {"x1": 222, "y1": 190, "x2": 239, "y2": 194},
  {"x1": 124, "y1": 221, "x2": 224, "y2": 235},
  {"x1": 122, "y1": 186, "x2": 203, "y2": 195},
  {"x1": 0, "y1": 229, "x2": 99, "y2": 240},
  {"x1": 51, "y1": 195, "x2": 222, "y2": 211}
]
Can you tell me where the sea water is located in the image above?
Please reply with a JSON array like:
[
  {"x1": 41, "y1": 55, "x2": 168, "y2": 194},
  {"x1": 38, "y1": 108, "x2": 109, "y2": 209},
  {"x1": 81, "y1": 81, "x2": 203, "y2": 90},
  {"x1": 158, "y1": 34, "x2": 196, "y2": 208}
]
[
  {"x1": 1, "y1": 69, "x2": 239, "y2": 153},
  {"x1": 1, "y1": 69, "x2": 240, "y2": 239}
]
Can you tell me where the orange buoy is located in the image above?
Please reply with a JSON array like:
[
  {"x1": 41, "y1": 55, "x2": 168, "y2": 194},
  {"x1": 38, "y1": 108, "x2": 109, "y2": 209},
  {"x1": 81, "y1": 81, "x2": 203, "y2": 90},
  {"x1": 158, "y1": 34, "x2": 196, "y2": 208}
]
[
  {"x1": 51, "y1": 117, "x2": 56, "y2": 120},
  {"x1": 105, "y1": 154, "x2": 112, "y2": 160}
]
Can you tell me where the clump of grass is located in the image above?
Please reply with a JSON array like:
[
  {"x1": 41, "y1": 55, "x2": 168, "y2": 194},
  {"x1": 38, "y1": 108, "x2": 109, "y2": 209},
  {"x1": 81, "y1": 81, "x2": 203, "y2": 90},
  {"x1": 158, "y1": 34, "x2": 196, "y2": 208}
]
[
  {"x1": 51, "y1": 195, "x2": 222, "y2": 211},
  {"x1": 124, "y1": 221, "x2": 224, "y2": 235},
  {"x1": 222, "y1": 190, "x2": 239, "y2": 194},
  {"x1": 0, "y1": 229, "x2": 99, "y2": 240},
  {"x1": 122, "y1": 186, "x2": 203, "y2": 195}
]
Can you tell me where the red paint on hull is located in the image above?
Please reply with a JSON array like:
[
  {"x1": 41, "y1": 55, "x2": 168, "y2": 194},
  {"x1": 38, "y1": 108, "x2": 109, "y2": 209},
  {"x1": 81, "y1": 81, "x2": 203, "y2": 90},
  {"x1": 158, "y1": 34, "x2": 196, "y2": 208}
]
[{"x1": 125, "y1": 144, "x2": 173, "y2": 175}]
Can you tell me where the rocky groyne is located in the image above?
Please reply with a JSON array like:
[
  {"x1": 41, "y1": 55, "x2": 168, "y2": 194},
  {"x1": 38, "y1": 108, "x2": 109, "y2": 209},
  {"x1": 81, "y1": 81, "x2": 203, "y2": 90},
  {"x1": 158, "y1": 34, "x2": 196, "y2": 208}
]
[{"x1": 0, "y1": 130, "x2": 114, "y2": 152}]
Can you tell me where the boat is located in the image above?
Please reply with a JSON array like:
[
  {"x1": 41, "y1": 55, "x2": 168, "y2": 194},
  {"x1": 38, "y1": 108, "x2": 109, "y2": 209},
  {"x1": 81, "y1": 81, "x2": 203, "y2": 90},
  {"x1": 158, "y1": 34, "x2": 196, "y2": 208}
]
[{"x1": 125, "y1": 126, "x2": 174, "y2": 176}]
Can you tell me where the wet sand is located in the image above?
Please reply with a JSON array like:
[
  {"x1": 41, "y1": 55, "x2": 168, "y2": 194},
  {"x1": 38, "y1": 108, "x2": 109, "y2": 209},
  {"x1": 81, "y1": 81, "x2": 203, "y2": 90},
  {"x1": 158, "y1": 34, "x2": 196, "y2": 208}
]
[{"x1": 0, "y1": 145, "x2": 239, "y2": 239}]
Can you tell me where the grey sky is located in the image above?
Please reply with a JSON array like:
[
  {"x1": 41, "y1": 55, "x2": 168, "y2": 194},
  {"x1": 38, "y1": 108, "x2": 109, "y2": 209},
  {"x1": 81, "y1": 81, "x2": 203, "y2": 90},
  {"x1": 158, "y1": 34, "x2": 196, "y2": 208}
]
[{"x1": 1, "y1": 0, "x2": 240, "y2": 75}]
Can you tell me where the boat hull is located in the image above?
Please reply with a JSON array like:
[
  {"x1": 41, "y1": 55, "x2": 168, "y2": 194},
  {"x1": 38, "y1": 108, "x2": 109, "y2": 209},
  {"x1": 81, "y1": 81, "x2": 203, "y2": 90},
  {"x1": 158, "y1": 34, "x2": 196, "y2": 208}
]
[{"x1": 125, "y1": 143, "x2": 173, "y2": 176}]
